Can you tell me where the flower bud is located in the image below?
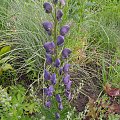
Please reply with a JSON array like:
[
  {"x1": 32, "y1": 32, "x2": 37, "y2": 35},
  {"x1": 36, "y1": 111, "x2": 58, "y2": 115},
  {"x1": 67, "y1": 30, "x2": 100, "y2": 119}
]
[
  {"x1": 60, "y1": 0, "x2": 65, "y2": 6},
  {"x1": 42, "y1": 22, "x2": 53, "y2": 32},
  {"x1": 51, "y1": 73, "x2": 56, "y2": 85},
  {"x1": 56, "y1": 94, "x2": 62, "y2": 103},
  {"x1": 62, "y1": 48, "x2": 71, "y2": 58},
  {"x1": 63, "y1": 74, "x2": 70, "y2": 85},
  {"x1": 58, "y1": 103, "x2": 63, "y2": 110},
  {"x1": 54, "y1": 58, "x2": 60, "y2": 67},
  {"x1": 57, "y1": 10, "x2": 63, "y2": 21},
  {"x1": 45, "y1": 101, "x2": 51, "y2": 108},
  {"x1": 55, "y1": 113, "x2": 60, "y2": 119},
  {"x1": 44, "y1": 70, "x2": 51, "y2": 80},
  {"x1": 46, "y1": 54, "x2": 52, "y2": 65},
  {"x1": 63, "y1": 63, "x2": 70, "y2": 73},
  {"x1": 60, "y1": 25, "x2": 70, "y2": 36},
  {"x1": 44, "y1": 42, "x2": 55, "y2": 54},
  {"x1": 43, "y1": 2, "x2": 52, "y2": 13},
  {"x1": 57, "y1": 35, "x2": 64, "y2": 46},
  {"x1": 59, "y1": 67, "x2": 63, "y2": 75}
]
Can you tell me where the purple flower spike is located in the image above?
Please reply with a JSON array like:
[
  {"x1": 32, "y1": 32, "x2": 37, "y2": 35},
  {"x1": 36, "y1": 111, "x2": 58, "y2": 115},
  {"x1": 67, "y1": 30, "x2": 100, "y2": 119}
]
[
  {"x1": 59, "y1": 67, "x2": 63, "y2": 75},
  {"x1": 62, "y1": 48, "x2": 72, "y2": 58},
  {"x1": 63, "y1": 63, "x2": 70, "y2": 73},
  {"x1": 60, "y1": 0, "x2": 65, "y2": 6},
  {"x1": 60, "y1": 25, "x2": 70, "y2": 36},
  {"x1": 55, "y1": 113, "x2": 60, "y2": 119},
  {"x1": 59, "y1": 103, "x2": 63, "y2": 110},
  {"x1": 63, "y1": 74, "x2": 70, "y2": 85},
  {"x1": 43, "y1": 22, "x2": 53, "y2": 31},
  {"x1": 57, "y1": 10, "x2": 63, "y2": 21},
  {"x1": 46, "y1": 54, "x2": 52, "y2": 65},
  {"x1": 66, "y1": 80, "x2": 72, "y2": 90},
  {"x1": 44, "y1": 42, "x2": 55, "y2": 54},
  {"x1": 45, "y1": 101, "x2": 51, "y2": 108},
  {"x1": 51, "y1": 73, "x2": 56, "y2": 85},
  {"x1": 44, "y1": 70, "x2": 51, "y2": 80},
  {"x1": 56, "y1": 94, "x2": 62, "y2": 103},
  {"x1": 57, "y1": 35, "x2": 64, "y2": 46},
  {"x1": 43, "y1": 2, "x2": 52, "y2": 13},
  {"x1": 54, "y1": 58, "x2": 60, "y2": 67}
]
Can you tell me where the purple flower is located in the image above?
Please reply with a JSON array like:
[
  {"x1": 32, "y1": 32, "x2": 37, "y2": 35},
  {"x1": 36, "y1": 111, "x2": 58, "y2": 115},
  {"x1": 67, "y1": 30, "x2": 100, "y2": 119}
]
[
  {"x1": 57, "y1": 35, "x2": 64, "y2": 46},
  {"x1": 63, "y1": 74, "x2": 70, "y2": 85},
  {"x1": 42, "y1": 22, "x2": 53, "y2": 31},
  {"x1": 62, "y1": 48, "x2": 71, "y2": 58},
  {"x1": 60, "y1": 0, "x2": 65, "y2": 6},
  {"x1": 44, "y1": 42, "x2": 55, "y2": 54},
  {"x1": 44, "y1": 85, "x2": 54, "y2": 96},
  {"x1": 66, "y1": 80, "x2": 72, "y2": 90},
  {"x1": 47, "y1": 85, "x2": 54, "y2": 96},
  {"x1": 58, "y1": 103, "x2": 63, "y2": 110},
  {"x1": 65, "y1": 90, "x2": 72, "y2": 100},
  {"x1": 59, "y1": 67, "x2": 63, "y2": 75},
  {"x1": 56, "y1": 94, "x2": 62, "y2": 103},
  {"x1": 57, "y1": 10, "x2": 63, "y2": 21},
  {"x1": 55, "y1": 113, "x2": 60, "y2": 119},
  {"x1": 43, "y1": 2, "x2": 52, "y2": 13},
  {"x1": 44, "y1": 70, "x2": 51, "y2": 80},
  {"x1": 63, "y1": 63, "x2": 70, "y2": 73},
  {"x1": 45, "y1": 101, "x2": 51, "y2": 108},
  {"x1": 60, "y1": 25, "x2": 70, "y2": 36},
  {"x1": 46, "y1": 54, "x2": 52, "y2": 65},
  {"x1": 54, "y1": 58, "x2": 60, "y2": 67},
  {"x1": 51, "y1": 73, "x2": 56, "y2": 85}
]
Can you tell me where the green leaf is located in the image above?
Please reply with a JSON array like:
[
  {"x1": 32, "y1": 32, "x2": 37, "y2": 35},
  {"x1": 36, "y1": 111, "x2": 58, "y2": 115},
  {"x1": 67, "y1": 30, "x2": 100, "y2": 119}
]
[
  {"x1": 0, "y1": 68, "x2": 3, "y2": 75},
  {"x1": 0, "y1": 46, "x2": 11, "y2": 56},
  {"x1": 2, "y1": 64, "x2": 13, "y2": 71}
]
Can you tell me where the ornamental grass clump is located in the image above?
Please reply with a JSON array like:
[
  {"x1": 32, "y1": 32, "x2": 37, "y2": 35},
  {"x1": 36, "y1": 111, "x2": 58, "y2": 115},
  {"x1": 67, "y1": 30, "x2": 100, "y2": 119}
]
[{"x1": 42, "y1": 0, "x2": 72, "y2": 119}]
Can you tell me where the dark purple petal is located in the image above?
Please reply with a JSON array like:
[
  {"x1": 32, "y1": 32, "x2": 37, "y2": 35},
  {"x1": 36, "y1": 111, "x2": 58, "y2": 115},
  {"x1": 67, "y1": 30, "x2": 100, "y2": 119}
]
[
  {"x1": 57, "y1": 10, "x2": 63, "y2": 21},
  {"x1": 45, "y1": 101, "x2": 51, "y2": 108},
  {"x1": 57, "y1": 35, "x2": 64, "y2": 46},
  {"x1": 44, "y1": 42, "x2": 55, "y2": 54},
  {"x1": 55, "y1": 113, "x2": 60, "y2": 119},
  {"x1": 44, "y1": 70, "x2": 51, "y2": 80},
  {"x1": 59, "y1": 67, "x2": 63, "y2": 75},
  {"x1": 60, "y1": 25, "x2": 70, "y2": 36},
  {"x1": 66, "y1": 80, "x2": 72, "y2": 90},
  {"x1": 43, "y1": 2, "x2": 52, "y2": 13},
  {"x1": 46, "y1": 54, "x2": 52, "y2": 65},
  {"x1": 60, "y1": 0, "x2": 65, "y2": 6},
  {"x1": 62, "y1": 48, "x2": 72, "y2": 58},
  {"x1": 63, "y1": 63, "x2": 70, "y2": 73},
  {"x1": 63, "y1": 74, "x2": 70, "y2": 85},
  {"x1": 56, "y1": 94, "x2": 62, "y2": 103},
  {"x1": 42, "y1": 22, "x2": 53, "y2": 31},
  {"x1": 54, "y1": 58, "x2": 60, "y2": 67},
  {"x1": 51, "y1": 73, "x2": 56, "y2": 85},
  {"x1": 59, "y1": 103, "x2": 63, "y2": 110}
]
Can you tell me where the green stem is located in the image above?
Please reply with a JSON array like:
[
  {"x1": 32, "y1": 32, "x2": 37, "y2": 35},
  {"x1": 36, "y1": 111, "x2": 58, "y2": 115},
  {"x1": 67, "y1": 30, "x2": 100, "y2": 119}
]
[{"x1": 54, "y1": 4, "x2": 58, "y2": 59}]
